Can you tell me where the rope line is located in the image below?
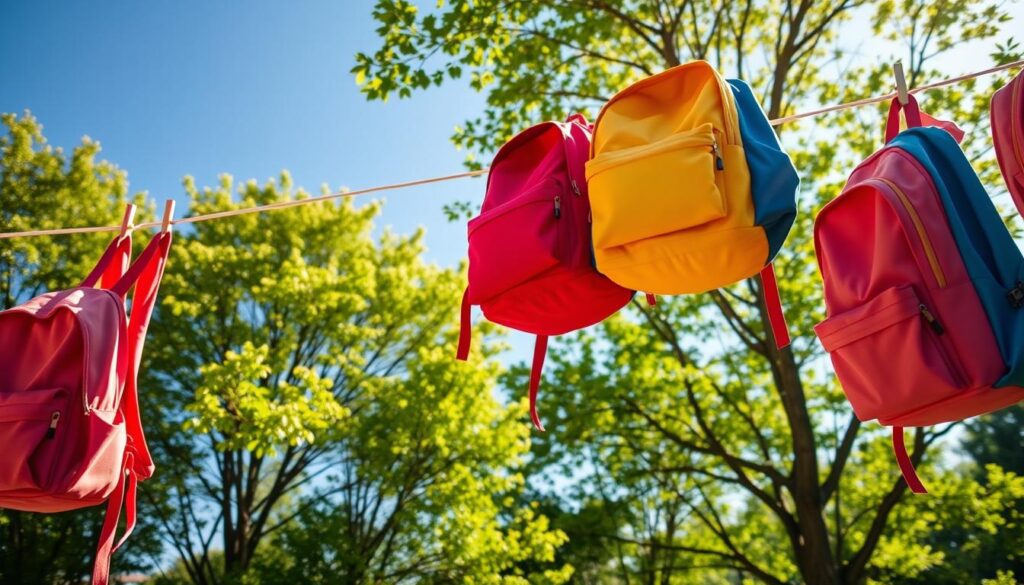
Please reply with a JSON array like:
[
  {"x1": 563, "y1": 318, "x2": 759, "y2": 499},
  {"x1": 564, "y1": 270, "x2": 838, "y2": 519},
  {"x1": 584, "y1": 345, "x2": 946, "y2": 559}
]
[
  {"x1": 769, "y1": 59, "x2": 1024, "y2": 125},
  {"x1": 2, "y1": 59, "x2": 1021, "y2": 240}
]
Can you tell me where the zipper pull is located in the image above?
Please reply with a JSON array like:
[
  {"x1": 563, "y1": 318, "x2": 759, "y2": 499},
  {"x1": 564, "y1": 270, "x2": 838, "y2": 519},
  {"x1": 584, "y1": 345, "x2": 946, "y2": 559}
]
[
  {"x1": 919, "y1": 304, "x2": 945, "y2": 335},
  {"x1": 553, "y1": 195, "x2": 561, "y2": 219},
  {"x1": 47, "y1": 411, "x2": 61, "y2": 439},
  {"x1": 1007, "y1": 281, "x2": 1024, "y2": 308},
  {"x1": 571, "y1": 179, "x2": 581, "y2": 196},
  {"x1": 712, "y1": 138, "x2": 724, "y2": 171}
]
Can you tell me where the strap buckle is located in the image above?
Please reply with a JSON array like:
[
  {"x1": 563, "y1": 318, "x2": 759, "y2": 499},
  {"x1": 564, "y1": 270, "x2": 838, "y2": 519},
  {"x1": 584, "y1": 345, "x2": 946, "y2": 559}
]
[{"x1": 1007, "y1": 282, "x2": 1024, "y2": 308}]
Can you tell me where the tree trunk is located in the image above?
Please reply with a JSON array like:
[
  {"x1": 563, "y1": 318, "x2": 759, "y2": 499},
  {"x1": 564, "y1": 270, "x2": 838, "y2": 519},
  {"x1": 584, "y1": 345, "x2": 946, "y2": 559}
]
[{"x1": 762, "y1": 288, "x2": 841, "y2": 584}]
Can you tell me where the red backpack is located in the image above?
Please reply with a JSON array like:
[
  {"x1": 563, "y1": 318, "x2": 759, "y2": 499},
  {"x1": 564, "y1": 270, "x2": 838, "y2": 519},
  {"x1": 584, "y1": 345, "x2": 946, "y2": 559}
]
[
  {"x1": 0, "y1": 228, "x2": 171, "y2": 584},
  {"x1": 457, "y1": 115, "x2": 633, "y2": 430},
  {"x1": 814, "y1": 97, "x2": 1024, "y2": 492}
]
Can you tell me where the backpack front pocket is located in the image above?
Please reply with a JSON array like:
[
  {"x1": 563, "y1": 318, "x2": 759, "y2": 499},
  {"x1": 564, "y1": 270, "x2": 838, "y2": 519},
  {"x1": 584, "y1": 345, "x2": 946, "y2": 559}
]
[
  {"x1": 815, "y1": 286, "x2": 966, "y2": 422},
  {"x1": 468, "y1": 183, "x2": 565, "y2": 302},
  {"x1": 0, "y1": 387, "x2": 68, "y2": 492},
  {"x1": 587, "y1": 124, "x2": 727, "y2": 249}
]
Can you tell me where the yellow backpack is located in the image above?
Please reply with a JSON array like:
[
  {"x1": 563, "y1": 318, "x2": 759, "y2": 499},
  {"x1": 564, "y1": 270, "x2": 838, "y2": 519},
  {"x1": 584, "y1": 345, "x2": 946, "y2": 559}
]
[{"x1": 586, "y1": 60, "x2": 763, "y2": 294}]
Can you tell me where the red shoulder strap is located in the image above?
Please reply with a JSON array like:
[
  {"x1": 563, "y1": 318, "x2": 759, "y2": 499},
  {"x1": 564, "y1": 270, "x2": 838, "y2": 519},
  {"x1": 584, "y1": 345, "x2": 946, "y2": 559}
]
[
  {"x1": 760, "y1": 263, "x2": 790, "y2": 349},
  {"x1": 80, "y1": 234, "x2": 133, "y2": 289},
  {"x1": 91, "y1": 452, "x2": 137, "y2": 585},
  {"x1": 892, "y1": 426, "x2": 928, "y2": 494},
  {"x1": 110, "y1": 231, "x2": 172, "y2": 479},
  {"x1": 885, "y1": 94, "x2": 964, "y2": 144},
  {"x1": 456, "y1": 288, "x2": 471, "y2": 361},
  {"x1": 529, "y1": 335, "x2": 548, "y2": 432},
  {"x1": 885, "y1": 94, "x2": 923, "y2": 143},
  {"x1": 91, "y1": 232, "x2": 171, "y2": 584}
]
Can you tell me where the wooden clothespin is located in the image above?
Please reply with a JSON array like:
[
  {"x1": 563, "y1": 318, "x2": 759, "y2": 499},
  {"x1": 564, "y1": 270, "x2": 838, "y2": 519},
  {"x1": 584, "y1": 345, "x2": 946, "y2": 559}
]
[
  {"x1": 118, "y1": 203, "x2": 137, "y2": 240},
  {"x1": 893, "y1": 61, "x2": 909, "y2": 105},
  {"x1": 160, "y1": 199, "x2": 176, "y2": 234}
]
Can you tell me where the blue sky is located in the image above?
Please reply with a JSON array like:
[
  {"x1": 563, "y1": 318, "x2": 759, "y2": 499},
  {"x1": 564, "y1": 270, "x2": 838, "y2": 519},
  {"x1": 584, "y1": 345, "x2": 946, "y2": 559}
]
[
  {"x1": 2, "y1": 0, "x2": 1019, "y2": 268},
  {"x1": 0, "y1": 0, "x2": 485, "y2": 267},
  {"x1": 1, "y1": 0, "x2": 1020, "y2": 369}
]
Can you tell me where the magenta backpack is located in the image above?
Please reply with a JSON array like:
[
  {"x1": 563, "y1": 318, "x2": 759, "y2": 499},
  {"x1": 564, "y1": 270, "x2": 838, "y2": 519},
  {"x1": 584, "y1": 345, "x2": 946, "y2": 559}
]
[
  {"x1": 991, "y1": 68, "x2": 1023, "y2": 212},
  {"x1": 0, "y1": 227, "x2": 171, "y2": 584},
  {"x1": 457, "y1": 114, "x2": 633, "y2": 430}
]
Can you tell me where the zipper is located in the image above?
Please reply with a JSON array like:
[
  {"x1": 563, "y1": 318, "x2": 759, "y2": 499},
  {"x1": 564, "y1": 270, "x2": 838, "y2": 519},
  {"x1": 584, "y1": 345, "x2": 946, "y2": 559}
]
[
  {"x1": 570, "y1": 179, "x2": 580, "y2": 197},
  {"x1": 590, "y1": 62, "x2": 736, "y2": 155},
  {"x1": 556, "y1": 185, "x2": 575, "y2": 261},
  {"x1": 869, "y1": 177, "x2": 966, "y2": 385},
  {"x1": 919, "y1": 304, "x2": 945, "y2": 334},
  {"x1": 586, "y1": 125, "x2": 717, "y2": 177},
  {"x1": 467, "y1": 180, "x2": 560, "y2": 234},
  {"x1": 46, "y1": 411, "x2": 61, "y2": 439},
  {"x1": 709, "y1": 67, "x2": 738, "y2": 145},
  {"x1": 712, "y1": 137, "x2": 724, "y2": 170},
  {"x1": 871, "y1": 177, "x2": 948, "y2": 288},
  {"x1": 920, "y1": 302, "x2": 965, "y2": 386}
]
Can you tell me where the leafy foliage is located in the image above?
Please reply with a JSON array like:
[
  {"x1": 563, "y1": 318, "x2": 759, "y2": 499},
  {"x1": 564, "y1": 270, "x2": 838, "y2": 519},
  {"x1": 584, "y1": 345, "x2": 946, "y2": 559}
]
[
  {"x1": 0, "y1": 112, "x2": 158, "y2": 585},
  {"x1": 140, "y1": 173, "x2": 569, "y2": 584},
  {"x1": 356, "y1": 1, "x2": 1024, "y2": 583}
]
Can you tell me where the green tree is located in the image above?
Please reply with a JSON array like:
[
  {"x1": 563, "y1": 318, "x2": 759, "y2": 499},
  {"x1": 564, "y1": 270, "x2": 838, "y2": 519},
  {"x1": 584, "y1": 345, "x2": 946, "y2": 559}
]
[
  {"x1": 898, "y1": 464, "x2": 1024, "y2": 584},
  {"x1": 0, "y1": 111, "x2": 145, "y2": 306},
  {"x1": 0, "y1": 112, "x2": 158, "y2": 584},
  {"x1": 355, "y1": 1, "x2": 1023, "y2": 583},
  {"x1": 903, "y1": 407, "x2": 1024, "y2": 584},
  {"x1": 963, "y1": 405, "x2": 1024, "y2": 477},
  {"x1": 141, "y1": 173, "x2": 570, "y2": 584}
]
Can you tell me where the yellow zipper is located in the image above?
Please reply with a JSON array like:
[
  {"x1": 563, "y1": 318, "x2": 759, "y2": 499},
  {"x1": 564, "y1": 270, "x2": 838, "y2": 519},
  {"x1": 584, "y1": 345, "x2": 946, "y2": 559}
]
[
  {"x1": 710, "y1": 67, "x2": 739, "y2": 145},
  {"x1": 585, "y1": 125, "x2": 716, "y2": 177},
  {"x1": 874, "y1": 178, "x2": 947, "y2": 288},
  {"x1": 591, "y1": 61, "x2": 737, "y2": 155}
]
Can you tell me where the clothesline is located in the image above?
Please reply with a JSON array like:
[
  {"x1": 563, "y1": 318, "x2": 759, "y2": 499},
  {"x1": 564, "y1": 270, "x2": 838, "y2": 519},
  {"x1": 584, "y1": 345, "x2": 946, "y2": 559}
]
[{"x1": 2, "y1": 58, "x2": 1022, "y2": 241}]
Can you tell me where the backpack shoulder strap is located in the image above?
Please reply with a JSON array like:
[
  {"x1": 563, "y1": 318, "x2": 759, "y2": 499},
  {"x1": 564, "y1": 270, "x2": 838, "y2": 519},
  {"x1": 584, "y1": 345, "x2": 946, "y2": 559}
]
[
  {"x1": 885, "y1": 94, "x2": 924, "y2": 143},
  {"x1": 110, "y1": 231, "x2": 173, "y2": 479},
  {"x1": 90, "y1": 233, "x2": 171, "y2": 585},
  {"x1": 91, "y1": 452, "x2": 138, "y2": 585},
  {"x1": 892, "y1": 426, "x2": 928, "y2": 494},
  {"x1": 760, "y1": 263, "x2": 790, "y2": 349},
  {"x1": 529, "y1": 335, "x2": 548, "y2": 432},
  {"x1": 456, "y1": 288, "x2": 472, "y2": 361},
  {"x1": 80, "y1": 234, "x2": 133, "y2": 289}
]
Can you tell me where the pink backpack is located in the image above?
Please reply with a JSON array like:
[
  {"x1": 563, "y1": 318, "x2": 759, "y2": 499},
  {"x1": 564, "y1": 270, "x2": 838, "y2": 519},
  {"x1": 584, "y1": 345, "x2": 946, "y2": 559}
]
[
  {"x1": 457, "y1": 114, "x2": 633, "y2": 430},
  {"x1": 814, "y1": 96, "x2": 1024, "y2": 493},
  {"x1": 0, "y1": 229, "x2": 171, "y2": 584}
]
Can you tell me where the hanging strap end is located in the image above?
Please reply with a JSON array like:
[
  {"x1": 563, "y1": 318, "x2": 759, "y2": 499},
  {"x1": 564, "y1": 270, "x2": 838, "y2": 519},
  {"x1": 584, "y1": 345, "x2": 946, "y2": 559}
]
[
  {"x1": 456, "y1": 288, "x2": 472, "y2": 361},
  {"x1": 892, "y1": 426, "x2": 928, "y2": 494},
  {"x1": 528, "y1": 335, "x2": 548, "y2": 432},
  {"x1": 760, "y1": 264, "x2": 791, "y2": 350}
]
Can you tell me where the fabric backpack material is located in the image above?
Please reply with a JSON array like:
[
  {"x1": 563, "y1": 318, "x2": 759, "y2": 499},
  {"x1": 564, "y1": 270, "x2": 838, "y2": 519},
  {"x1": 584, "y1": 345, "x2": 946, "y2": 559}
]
[
  {"x1": 584, "y1": 61, "x2": 795, "y2": 347},
  {"x1": 991, "y1": 68, "x2": 1024, "y2": 214},
  {"x1": 457, "y1": 114, "x2": 633, "y2": 430},
  {"x1": 727, "y1": 79, "x2": 799, "y2": 262},
  {"x1": 586, "y1": 60, "x2": 756, "y2": 293},
  {"x1": 814, "y1": 95, "x2": 1024, "y2": 493},
  {"x1": 0, "y1": 231, "x2": 172, "y2": 584},
  {"x1": 727, "y1": 78, "x2": 800, "y2": 345}
]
